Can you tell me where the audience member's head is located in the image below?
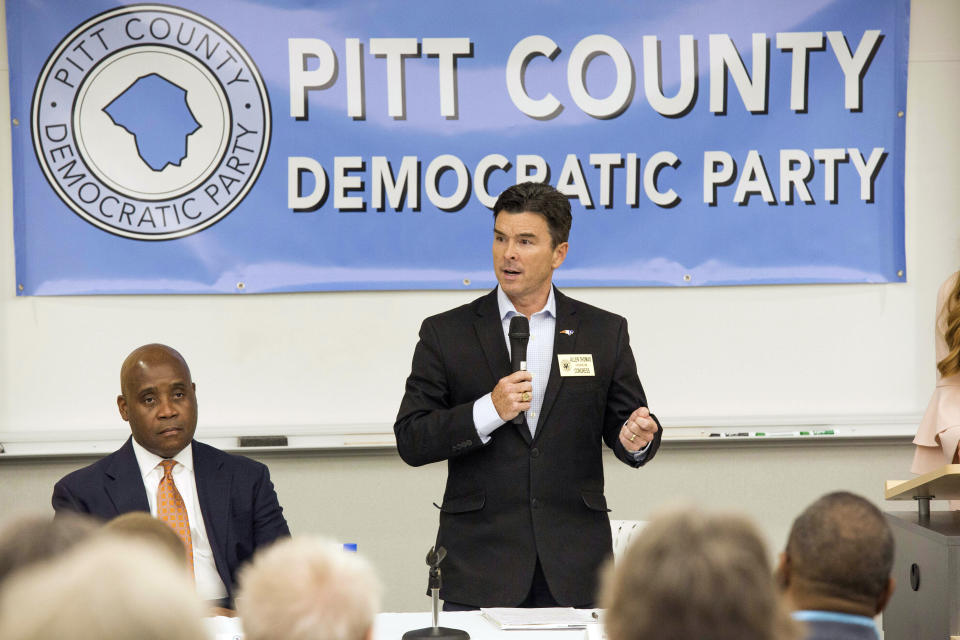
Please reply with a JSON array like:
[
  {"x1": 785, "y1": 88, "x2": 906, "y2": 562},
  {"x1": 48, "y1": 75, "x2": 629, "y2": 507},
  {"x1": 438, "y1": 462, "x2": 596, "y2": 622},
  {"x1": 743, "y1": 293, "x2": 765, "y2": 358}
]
[
  {"x1": 237, "y1": 536, "x2": 381, "y2": 640},
  {"x1": 0, "y1": 536, "x2": 208, "y2": 640},
  {"x1": 601, "y1": 509, "x2": 799, "y2": 640},
  {"x1": 778, "y1": 491, "x2": 895, "y2": 616},
  {"x1": 0, "y1": 512, "x2": 99, "y2": 587},
  {"x1": 104, "y1": 511, "x2": 190, "y2": 569}
]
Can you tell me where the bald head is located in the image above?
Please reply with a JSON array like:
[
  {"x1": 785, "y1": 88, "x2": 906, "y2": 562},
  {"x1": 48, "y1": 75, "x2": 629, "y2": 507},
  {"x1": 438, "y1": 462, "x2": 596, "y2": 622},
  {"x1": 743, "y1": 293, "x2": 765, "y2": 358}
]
[
  {"x1": 117, "y1": 344, "x2": 198, "y2": 458},
  {"x1": 120, "y1": 344, "x2": 191, "y2": 397},
  {"x1": 782, "y1": 492, "x2": 894, "y2": 613}
]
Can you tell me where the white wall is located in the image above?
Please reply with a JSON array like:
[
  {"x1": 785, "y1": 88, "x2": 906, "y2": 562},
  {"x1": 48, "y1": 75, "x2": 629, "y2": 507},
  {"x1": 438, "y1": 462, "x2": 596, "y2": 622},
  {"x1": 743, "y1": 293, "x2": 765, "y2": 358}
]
[{"x1": 1, "y1": 0, "x2": 958, "y2": 615}]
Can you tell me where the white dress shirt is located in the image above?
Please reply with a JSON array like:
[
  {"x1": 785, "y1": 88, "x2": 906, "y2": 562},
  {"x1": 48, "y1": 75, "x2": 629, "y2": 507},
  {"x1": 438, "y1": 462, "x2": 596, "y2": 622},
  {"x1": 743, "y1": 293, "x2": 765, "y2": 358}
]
[
  {"x1": 130, "y1": 438, "x2": 228, "y2": 601},
  {"x1": 473, "y1": 286, "x2": 556, "y2": 439},
  {"x1": 472, "y1": 287, "x2": 650, "y2": 459}
]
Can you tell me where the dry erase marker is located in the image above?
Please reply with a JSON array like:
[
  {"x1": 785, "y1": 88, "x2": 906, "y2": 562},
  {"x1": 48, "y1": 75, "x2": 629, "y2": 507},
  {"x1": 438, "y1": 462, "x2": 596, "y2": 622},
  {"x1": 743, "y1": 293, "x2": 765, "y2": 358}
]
[
  {"x1": 759, "y1": 431, "x2": 808, "y2": 437},
  {"x1": 708, "y1": 432, "x2": 749, "y2": 438}
]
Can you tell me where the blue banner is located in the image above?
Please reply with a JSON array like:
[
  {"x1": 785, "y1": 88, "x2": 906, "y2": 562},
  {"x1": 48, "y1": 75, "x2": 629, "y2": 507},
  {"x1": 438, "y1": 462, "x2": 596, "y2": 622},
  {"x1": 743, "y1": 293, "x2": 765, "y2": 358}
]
[{"x1": 7, "y1": 0, "x2": 909, "y2": 294}]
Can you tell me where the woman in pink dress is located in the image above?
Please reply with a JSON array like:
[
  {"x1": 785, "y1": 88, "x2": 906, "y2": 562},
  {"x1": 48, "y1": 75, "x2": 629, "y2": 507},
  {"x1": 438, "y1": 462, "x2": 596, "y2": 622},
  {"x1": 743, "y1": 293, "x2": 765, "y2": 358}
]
[{"x1": 912, "y1": 271, "x2": 960, "y2": 473}]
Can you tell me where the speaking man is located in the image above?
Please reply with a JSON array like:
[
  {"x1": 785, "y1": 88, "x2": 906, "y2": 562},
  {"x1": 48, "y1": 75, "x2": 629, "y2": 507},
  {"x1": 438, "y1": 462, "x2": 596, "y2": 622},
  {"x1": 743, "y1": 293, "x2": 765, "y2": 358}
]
[
  {"x1": 52, "y1": 343, "x2": 290, "y2": 605},
  {"x1": 394, "y1": 182, "x2": 662, "y2": 609}
]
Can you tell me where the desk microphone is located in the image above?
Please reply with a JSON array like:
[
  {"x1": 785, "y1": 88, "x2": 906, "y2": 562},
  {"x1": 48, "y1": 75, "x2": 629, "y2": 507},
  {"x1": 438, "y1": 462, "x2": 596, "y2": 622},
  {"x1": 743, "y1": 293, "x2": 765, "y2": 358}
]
[
  {"x1": 402, "y1": 546, "x2": 469, "y2": 640},
  {"x1": 508, "y1": 316, "x2": 529, "y2": 425}
]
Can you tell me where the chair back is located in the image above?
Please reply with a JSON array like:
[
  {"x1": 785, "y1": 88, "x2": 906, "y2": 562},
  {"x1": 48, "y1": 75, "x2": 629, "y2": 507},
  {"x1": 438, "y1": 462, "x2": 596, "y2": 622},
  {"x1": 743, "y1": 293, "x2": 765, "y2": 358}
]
[{"x1": 610, "y1": 519, "x2": 646, "y2": 561}]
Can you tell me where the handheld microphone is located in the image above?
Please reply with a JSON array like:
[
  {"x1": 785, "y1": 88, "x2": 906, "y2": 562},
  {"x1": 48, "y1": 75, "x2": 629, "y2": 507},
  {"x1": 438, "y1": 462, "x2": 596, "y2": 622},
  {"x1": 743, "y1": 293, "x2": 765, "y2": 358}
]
[{"x1": 508, "y1": 315, "x2": 530, "y2": 425}]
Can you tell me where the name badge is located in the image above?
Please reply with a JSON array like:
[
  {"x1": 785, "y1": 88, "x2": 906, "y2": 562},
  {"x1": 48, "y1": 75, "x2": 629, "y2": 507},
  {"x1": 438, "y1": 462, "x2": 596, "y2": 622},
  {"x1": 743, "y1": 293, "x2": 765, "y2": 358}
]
[{"x1": 558, "y1": 354, "x2": 595, "y2": 376}]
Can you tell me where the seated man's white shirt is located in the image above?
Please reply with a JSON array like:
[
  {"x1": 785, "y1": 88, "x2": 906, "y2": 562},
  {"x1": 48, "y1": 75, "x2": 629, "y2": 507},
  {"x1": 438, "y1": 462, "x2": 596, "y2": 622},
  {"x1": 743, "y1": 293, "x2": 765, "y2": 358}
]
[{"x1": 132, "y1": 438, "x2": 228, "y2": 601}]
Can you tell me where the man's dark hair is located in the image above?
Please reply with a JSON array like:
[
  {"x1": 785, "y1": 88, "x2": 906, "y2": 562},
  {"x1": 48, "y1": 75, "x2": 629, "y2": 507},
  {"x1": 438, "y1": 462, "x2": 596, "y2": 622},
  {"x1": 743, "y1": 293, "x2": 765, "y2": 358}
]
[
  {"x1": 493, "y1": 182, "x2": 572, "y2": 248},
  {"x1": 786, "y1": 491, "x2": 894, "y2": 601}
]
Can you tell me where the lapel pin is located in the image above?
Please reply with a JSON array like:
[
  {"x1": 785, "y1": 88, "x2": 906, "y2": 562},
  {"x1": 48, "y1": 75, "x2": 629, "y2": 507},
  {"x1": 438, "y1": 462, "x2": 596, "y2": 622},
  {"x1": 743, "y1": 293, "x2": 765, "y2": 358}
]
[{"x1": 560, "y1": 329, "x2": 575, "y2": 335}]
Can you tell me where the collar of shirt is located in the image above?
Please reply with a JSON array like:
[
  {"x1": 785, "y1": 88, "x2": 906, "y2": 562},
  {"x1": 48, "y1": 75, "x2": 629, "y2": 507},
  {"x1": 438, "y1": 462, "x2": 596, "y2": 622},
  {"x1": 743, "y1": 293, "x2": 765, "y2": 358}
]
[
  {"x1": 792, "y1": 610, "x2": 878, "y2": 630},
  {"x1": 130, "y1": 437, "x2": 194, "y2": 479},
  {"x1": 497, "y1": 285, "x2": 556, "y2": 322}
]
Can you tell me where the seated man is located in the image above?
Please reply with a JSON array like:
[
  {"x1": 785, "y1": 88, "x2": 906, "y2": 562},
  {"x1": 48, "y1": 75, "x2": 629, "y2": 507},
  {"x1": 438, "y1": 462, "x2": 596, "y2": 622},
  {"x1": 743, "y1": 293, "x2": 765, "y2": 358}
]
[
  {"x1": 601, "y1": 509, "x2": 799, "y2": 640},
  {"x1": 52, "y1": 343, "x2": 290, "y2": 605},
  {"x1": 237, "y1": 536, "x2": 381, "y2": 640},
  {"x1": 777, "y1": 491, "x2": 895, "y2": 640}
]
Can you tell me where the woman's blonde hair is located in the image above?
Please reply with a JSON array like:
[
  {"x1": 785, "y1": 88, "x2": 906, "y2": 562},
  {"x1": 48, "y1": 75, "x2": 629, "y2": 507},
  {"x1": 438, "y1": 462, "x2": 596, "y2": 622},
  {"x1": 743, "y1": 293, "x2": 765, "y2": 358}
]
[{"x1": 938, "y1": 274, "x2": 960, "y2": 377}]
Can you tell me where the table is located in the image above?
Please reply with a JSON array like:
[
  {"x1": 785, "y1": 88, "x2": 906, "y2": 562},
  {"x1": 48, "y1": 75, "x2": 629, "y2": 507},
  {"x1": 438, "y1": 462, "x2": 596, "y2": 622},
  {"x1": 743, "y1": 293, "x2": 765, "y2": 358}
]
[
  {"x1": 205, "y1": 611, "x2": 592, "y2": 640},
  {"x1": 376, "y1": 612, "x2": 590, "y2": 640}
]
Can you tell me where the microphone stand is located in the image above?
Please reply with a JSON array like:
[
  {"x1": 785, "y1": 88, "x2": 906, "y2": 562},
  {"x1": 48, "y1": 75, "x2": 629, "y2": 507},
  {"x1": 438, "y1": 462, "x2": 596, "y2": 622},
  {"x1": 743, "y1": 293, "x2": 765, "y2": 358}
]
[{"x1": 402, "y1": 547, "x2": 470, "y2": 640}]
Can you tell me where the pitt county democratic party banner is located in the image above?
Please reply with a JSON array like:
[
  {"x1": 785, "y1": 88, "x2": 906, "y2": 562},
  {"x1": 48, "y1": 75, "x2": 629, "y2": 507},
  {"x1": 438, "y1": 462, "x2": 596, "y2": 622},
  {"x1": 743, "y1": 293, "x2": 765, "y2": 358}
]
[{"x1": 6, "y1": 0, "x2": 909, "y2": 295}]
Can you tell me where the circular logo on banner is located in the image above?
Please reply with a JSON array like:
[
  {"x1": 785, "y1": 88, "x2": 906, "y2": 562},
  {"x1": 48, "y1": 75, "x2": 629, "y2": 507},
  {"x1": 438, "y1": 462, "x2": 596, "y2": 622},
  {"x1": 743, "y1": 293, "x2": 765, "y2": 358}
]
[{"x1": 31, "y1": 5, "x2": 270, "y2": 240}]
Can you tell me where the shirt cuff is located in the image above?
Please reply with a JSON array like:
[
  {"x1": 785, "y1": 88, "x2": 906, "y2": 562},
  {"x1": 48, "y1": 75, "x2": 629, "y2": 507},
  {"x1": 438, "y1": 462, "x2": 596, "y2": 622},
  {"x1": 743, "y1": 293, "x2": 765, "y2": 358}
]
[
  {"x1": 630, "y1": 441, "x2": 651, "y2": 461},
  {"x1": 623, "y1": 418, "x2": 652, "y2": 461},
  {"x1": 473, "y1": 394, "x2": 503, "y2": 444}
]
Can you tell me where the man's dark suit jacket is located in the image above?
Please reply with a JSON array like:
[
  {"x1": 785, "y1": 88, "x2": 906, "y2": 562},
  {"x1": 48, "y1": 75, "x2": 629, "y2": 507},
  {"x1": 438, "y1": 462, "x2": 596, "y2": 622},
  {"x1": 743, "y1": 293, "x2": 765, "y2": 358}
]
[
  {"x1": 51, "y1": 437, "x2": 290, "y2": 601},
  {"x1": 395, "y1": 287, "x2": 662, "y2": 607}
]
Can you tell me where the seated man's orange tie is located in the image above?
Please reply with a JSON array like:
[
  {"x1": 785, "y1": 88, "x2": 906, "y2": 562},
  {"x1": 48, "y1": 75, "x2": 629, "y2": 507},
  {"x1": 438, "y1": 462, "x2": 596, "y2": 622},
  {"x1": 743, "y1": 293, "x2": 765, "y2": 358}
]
[{"x1": 158, "y1": 459, "x2": 194, "y2": 576}]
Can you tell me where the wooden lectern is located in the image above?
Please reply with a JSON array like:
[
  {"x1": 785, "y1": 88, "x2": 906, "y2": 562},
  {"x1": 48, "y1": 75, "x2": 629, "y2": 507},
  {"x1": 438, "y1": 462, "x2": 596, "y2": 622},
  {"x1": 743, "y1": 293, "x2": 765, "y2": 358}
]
[{"x1": 884, "y1": 465, "x2": 960, "y2": 640}]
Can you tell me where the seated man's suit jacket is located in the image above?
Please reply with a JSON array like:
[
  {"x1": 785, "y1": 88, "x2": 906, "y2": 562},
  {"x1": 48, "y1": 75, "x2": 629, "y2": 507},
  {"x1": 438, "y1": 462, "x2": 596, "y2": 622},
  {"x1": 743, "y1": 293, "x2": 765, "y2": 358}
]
[
  {"x1": 395, "y1": 287, "x2": 662, "y2": 607},
  {"x1": 52, "y1": 437, "x2": 290, "y2": 601}
]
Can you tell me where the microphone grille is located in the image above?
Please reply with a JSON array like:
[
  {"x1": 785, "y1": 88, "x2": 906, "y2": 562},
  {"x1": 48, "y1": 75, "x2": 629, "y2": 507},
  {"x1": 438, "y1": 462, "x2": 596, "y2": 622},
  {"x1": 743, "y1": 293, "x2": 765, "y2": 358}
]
[{"x1": 508, "y1": 315, "x2": 530, "y2": 338}]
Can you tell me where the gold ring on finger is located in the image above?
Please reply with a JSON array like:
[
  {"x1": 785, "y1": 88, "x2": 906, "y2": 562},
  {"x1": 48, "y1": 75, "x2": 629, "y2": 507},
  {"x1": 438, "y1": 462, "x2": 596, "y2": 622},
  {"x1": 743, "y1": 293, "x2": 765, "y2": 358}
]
[
  {"x1": 629, "y1": 433, "x2": 637, "y2": 442},
  {"x1": 521, "y1": 391, "x2": 531, "y2": 402}
]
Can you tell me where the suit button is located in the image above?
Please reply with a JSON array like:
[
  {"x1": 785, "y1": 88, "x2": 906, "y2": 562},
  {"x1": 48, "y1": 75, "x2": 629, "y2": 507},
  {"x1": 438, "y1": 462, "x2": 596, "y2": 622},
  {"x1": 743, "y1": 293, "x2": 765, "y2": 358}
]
[
  {"x1": 531, "y1": 498, "x2": 540, "y2": 509},
  {"x1": 530, "y1": 448, "x2": 539, "y2": 458}
]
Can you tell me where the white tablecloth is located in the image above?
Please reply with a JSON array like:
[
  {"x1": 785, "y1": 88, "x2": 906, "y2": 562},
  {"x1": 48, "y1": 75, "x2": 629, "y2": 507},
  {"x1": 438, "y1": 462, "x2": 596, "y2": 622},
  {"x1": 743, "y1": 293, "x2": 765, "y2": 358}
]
[
  {"x1": 205, "y1": 611, "x2": 591, "y2": 640},
  {"x1": 376, "y1": 612, "x2": 589, "y2": 640}
]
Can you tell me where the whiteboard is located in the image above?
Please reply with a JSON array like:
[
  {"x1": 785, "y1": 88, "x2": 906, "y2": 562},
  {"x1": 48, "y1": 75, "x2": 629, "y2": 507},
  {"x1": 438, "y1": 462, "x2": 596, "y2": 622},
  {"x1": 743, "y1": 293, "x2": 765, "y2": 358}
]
[{"x1": 0, "y1": 274, "x2": 951, "y2": 456}]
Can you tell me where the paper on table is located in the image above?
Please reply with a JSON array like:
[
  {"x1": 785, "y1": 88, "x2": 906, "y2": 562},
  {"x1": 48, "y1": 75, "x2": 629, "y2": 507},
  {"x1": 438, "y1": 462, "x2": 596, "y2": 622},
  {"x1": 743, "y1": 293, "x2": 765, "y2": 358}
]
[
  {"x1": 203, "y1": 615, "x2": 244, "y2": 640},
  {"x1": 480, "y1": 608, "x2": 598, "y2": 630}
]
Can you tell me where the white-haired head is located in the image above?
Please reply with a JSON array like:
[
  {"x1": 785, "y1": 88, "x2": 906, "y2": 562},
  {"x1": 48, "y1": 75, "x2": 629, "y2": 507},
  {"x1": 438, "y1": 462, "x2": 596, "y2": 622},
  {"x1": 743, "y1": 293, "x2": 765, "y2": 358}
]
[{"x1": 237, "y1": 536, "x2": 382, "y2": 640}]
